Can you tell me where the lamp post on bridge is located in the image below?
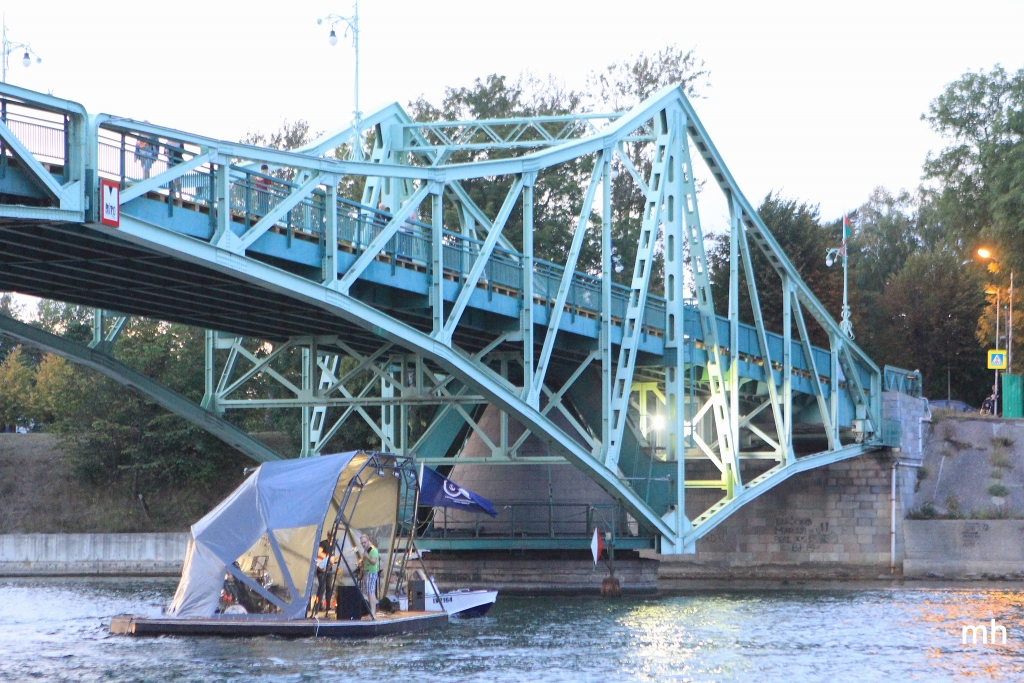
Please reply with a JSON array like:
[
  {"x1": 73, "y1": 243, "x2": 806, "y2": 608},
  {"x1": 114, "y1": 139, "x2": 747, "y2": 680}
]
[
  {"x1": 318, "y1": 3, "x2": 362, "y2": 161},
  {"x1": 825, "y1": 213, "x2": 854, "y2": 340},
  {"x1": 1, "y1": 18, "x2": 41, "y2": 84}
]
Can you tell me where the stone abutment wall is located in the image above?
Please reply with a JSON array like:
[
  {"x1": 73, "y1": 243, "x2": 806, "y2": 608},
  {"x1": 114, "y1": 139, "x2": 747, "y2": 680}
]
[{"x1": 658, "y1": 451, "x2": 907, "y2": 582}]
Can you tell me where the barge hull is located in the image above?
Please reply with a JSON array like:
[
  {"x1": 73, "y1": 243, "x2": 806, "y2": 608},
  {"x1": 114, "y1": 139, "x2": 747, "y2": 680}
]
[{"x1": 109, "y1": 612, "x2": 447, "y2": 638}]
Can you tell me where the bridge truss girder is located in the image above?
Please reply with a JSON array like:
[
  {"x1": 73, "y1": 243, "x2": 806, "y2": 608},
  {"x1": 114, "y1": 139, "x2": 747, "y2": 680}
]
[{"x1": 0, "y1": 82, "x2": 885, "y2": 553}]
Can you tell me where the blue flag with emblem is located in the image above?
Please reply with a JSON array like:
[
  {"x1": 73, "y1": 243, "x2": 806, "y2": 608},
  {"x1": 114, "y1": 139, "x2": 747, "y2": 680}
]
[{"x1": 419, "y1": 466, "x2": 498, "y2": 517}]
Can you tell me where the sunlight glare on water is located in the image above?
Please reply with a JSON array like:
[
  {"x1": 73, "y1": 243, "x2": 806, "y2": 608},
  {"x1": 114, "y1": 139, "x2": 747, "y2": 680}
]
[{"x1": 1, "y1": 578, "x2": 1023, "y2": 682}]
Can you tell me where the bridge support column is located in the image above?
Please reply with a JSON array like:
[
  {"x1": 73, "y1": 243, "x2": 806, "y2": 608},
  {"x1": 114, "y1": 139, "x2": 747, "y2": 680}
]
[
  {"x1": 429, "y1": 183, "x2": 445, "y2": 336},
  {"x1": 323, "y1": 178, "x2": 338, "y2": 286},
  {"x1": 201, "y1": 329, "x2": 215, "y2": 410},
  {"x1": 521, "y1": 176, "x2": 535, "y2": 404},
  {"x1": 381, "y1": 359, "x2": 397, "y2": 453},
  {"x1": 301, "y1": 346, "x2": 312, "y2": 457},
  {"x1": 664, "y1": 124, "x2": 692, "y2": 551}
]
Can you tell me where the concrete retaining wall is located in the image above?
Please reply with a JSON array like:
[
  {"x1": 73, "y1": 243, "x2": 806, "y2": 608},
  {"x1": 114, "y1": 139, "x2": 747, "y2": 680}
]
[
  {"x1": 0, "y1": 533, "x2": 188, "y2": 576},
  {"x1": 8, "y1": 521, "x2": 1023, "y2": 584},
  {"x1": 903, "y1": 520, "x2": 1024, "y2": 579}
]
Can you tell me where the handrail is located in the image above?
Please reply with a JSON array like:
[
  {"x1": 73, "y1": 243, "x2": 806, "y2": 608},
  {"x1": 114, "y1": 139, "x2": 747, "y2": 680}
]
[
  {"x1": 883, "y1": 365, "x2": 922, "y2": 398},
  {"x1": 418, "y1": 501, "x2": 624, "y2": 542}
]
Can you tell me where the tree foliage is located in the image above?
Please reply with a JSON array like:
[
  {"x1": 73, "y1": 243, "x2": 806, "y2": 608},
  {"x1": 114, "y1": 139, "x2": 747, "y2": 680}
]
[
  {"x1": 872, "y1": 250, "x2": 987, "y2": 403},
  {"x1": 0, "y1": 293, "x2": 23, "y2": 365},
  {"x1": 0, "y1": 346, "x2": 34, "y2": 431},
  {"x1": 24, "y1": 306, "x2": 250, "y2": 492},
  {"x1": 916, "y1": 64, "x2": 1024, "y2": 390},
  {"x1": 707, "y1": 193, "x2": 848, "y2": 347}
]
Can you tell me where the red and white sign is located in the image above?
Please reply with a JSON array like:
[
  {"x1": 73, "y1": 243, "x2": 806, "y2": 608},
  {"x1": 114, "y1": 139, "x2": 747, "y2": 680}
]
[{"x1": 99, "y1": 178, "x2": 120, "y2": 227}]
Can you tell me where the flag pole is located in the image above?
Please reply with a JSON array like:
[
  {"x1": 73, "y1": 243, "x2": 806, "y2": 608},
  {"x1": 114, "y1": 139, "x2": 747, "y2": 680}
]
[{"x1": 409, "y1": 462, "x2": 445, "y2": 614}]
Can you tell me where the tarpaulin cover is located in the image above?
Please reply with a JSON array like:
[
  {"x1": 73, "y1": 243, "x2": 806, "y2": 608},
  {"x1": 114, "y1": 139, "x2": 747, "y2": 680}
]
[{"x1": 166, "y1": 452, "x2": 362, "y2": 619}]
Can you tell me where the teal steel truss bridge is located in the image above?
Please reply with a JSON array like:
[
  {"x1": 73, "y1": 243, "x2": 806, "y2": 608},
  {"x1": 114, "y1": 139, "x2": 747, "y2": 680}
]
[{"x1": 0, "y1": 82, "x2": 902, "y2": 553}]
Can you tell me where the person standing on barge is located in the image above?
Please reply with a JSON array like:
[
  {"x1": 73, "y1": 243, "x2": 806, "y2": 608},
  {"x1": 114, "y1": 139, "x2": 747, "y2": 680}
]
[{"x1": 358, "y1": 534, "x2": 379, "y2": 618}]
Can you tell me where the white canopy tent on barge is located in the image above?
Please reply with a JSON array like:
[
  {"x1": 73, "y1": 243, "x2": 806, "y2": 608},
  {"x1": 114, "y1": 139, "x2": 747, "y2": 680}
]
[{"x1": 111, "y1": 451, "x2": 448, "y2": 638}]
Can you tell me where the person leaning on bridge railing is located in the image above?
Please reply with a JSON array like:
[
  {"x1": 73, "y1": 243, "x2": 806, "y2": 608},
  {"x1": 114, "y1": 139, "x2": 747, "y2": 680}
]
[
  {"x1": 254, "y1": 164, "x2": 272, "y2": 217},
  {"x1": 162, "y1": 139, "x2": 187, "y2": 203},
  {"x1": 134, "y1": 136, "x2": 157, "y2": 180},
  {"x1": 375, "y1": 202, "x2": 391, "y2": 228}
]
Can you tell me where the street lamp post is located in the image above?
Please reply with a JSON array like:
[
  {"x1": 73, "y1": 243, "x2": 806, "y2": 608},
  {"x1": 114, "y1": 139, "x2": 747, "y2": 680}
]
[
  {"x1": 996, "y1": 287, "x2": 1001, "y2": 412},
  {"x1": 1003, "y1": 270, "x2": 1011, "y2": 370},
  {"x1": 318, "y1": 3, "x2": 362, "y2": 161},
  {"x1": 825, "y1": 213, "x2": 854, "y2": 340},
  {"x1": 978, "y1": 247, "x2": 1014, "y2": 414},
  {"x1": 1, "y1": 18, "x2": 42, "y2": 84}
]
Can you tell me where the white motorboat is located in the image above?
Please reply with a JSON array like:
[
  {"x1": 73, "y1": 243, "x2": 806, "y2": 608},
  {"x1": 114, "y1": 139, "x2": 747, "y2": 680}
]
[{"x1": 418, "y1": 574, "x2": 497, "y2": 617}]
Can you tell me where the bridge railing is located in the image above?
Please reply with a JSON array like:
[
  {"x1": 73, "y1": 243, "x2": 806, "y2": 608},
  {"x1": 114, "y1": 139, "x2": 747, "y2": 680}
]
[
  {"x1": 420, "y1": 501, "x2": 627, "y2": 541},
  {"x1": 0, "y1": 106, "x2": 668, "y2": 345},
  {"x1": 0, "y1": 88, "x2": 88, "y2": 213},
  {"x1": 2, "y1": 103, "x2": 67, "y2": 168},
  {"x1": 883, "y1": 365, "x2": 922, "y2": 398},
  {"x1": 91, "y1": 123, "x2": 671, "y2": 336}
]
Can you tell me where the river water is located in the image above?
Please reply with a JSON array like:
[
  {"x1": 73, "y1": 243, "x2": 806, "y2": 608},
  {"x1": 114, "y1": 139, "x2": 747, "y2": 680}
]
[{"x1": 2, "y1": 578, "x2": 1024, "y2": 682}]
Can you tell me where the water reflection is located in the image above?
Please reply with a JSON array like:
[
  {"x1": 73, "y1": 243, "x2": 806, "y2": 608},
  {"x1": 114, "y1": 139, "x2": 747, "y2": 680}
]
[{"x1": 1, "y1": 578, "x2": 1023, "y2": 682}]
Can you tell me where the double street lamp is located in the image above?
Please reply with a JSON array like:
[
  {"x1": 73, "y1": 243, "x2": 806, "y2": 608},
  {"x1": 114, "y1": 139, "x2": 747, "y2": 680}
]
[
  {"x1": 825, "y1": 214, "x2": 854, "y2": 340},
  {"x1": 1, "y1": 20, "x2": 41, "y2": 84}
]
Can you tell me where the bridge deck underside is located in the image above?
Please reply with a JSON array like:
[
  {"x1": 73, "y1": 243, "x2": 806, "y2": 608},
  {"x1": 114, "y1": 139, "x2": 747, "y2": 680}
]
[{"x1": 0, "y1": 219, "x2": 535, "y2": 361}]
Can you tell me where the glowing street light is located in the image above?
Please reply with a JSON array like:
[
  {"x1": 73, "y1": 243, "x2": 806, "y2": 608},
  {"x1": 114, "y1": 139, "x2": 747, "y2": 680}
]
[{"x1": 978, "y1": 247, "x2": 1014, "y2": 413}]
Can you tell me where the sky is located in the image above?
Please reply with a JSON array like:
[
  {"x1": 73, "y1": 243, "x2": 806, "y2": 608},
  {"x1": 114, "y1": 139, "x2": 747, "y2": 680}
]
[{"x1": 4, "y1": 0, "x2": 1024, "y2": 226}]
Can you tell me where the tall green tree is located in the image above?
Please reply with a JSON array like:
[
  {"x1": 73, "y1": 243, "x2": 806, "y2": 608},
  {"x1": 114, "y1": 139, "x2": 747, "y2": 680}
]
[
  {"x1": 0, "y1": 346, "x2": 34, "y2": 430},
  {"x1": 30, "y1": 308, "x2": 250, "y2": 491},
  {"x1": 30, "y1": 353, "x2": 73, "y2": 427},
  {"x1": 0, "y1": 293, "x2": 24, "y2": 366},
  {"x1": 873, "y1": 249, "x2": 988, "y2": 403},
  {"x1": 852, "y1": 188, "x2": 925, "y2": 294},
  {"x1": 922, "y1": 64, "x2": 1024, "y2": 264},
  {"x1": 707, "y1": 193, "x2": 847, "y2": 346}
]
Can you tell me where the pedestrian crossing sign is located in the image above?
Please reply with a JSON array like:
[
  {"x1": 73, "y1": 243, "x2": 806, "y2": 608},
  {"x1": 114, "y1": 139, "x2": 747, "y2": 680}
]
[{"x1": 988, "y1": 350, "x2": 1007, "y2": 370}]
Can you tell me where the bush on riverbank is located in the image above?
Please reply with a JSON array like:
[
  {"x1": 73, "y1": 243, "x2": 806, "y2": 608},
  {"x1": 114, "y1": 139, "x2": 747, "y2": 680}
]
[{"x1": 0, "y1": 433, "x2": 243, "y2": 532}]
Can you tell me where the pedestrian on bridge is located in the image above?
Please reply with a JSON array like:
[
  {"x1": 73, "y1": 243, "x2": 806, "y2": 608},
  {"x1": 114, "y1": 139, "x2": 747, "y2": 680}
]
[
  {"x1": 162, "y1": 140, "x2": 188, "y2": 203},
  {"x1": 134, "y1": 137, "x2": 157, "y2": 179},
  {"x1": 253, "y1": 164, "x2": 273, "y2": 217}
]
